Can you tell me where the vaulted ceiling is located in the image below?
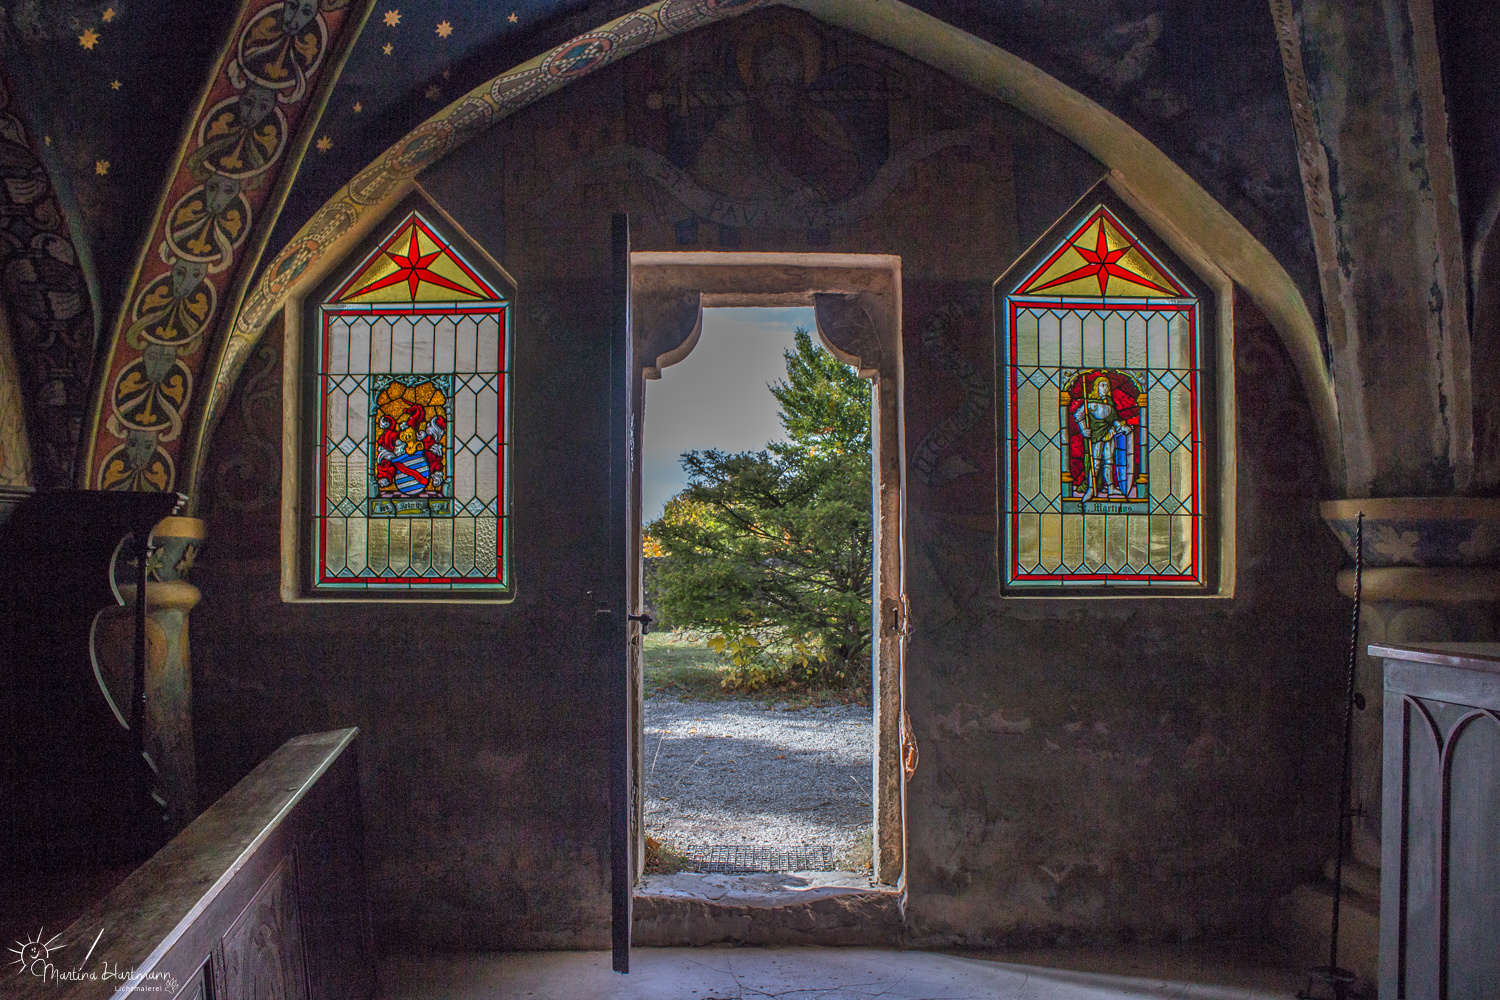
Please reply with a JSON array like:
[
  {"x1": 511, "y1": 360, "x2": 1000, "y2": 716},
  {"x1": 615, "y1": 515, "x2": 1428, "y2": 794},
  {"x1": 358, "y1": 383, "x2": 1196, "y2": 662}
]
[
  {"x1": 2, "y1": 0, "x2": 1497, "y2": 491},
  {"x1": 0, "y1": 0, "x2": 1312, "y2": 337}
]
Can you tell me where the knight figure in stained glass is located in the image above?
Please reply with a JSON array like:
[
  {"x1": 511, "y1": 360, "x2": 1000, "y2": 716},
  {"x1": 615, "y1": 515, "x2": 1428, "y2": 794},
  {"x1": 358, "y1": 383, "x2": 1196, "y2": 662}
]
[
  {"x1": 1064, "y1": 369, "x2": 1145, "y2": 509},
  {"x1": 1000, "y1": 202, "x2": 1207, "y2": 590}
]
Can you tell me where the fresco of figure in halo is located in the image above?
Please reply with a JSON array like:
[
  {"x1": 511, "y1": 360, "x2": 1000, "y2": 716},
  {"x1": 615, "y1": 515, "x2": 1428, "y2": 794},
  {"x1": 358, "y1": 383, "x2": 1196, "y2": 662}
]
[
  {"x1": 1070, "y1": 372, "x2": 1141, "y2": 503},
  {"x1": 676, "y1": 26, "x2": 892, "y2": 208}
]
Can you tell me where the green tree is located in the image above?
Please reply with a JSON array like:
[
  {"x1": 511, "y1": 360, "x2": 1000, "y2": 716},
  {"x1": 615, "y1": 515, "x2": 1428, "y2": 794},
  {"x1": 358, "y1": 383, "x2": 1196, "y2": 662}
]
[{"x1": 647, "y1": 328, "x2": 873, "y2": 690}]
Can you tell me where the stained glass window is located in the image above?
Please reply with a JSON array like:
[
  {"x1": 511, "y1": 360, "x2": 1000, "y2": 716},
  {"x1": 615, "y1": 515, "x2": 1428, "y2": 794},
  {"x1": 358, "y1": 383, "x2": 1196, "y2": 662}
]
[
  {"x1": 311, "y1": 210, "x2": 510, "y2": 593},
  {"x1": 1001, "y1": 204, "x2": 1206, "y2": 589}
]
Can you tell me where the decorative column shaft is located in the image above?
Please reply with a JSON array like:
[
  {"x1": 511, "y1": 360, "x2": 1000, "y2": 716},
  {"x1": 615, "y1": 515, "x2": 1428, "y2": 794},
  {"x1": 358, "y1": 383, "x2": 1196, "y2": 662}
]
[{"x1": 91, "y1": 516, "x2": 206, "y2": 835}]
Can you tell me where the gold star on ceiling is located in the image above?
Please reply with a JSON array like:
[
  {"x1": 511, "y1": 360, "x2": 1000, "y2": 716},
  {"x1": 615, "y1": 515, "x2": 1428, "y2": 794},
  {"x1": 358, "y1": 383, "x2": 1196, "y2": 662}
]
[
  {"x1": 110, "y1": 79, "x2": 121, "y2": 90},
  {"x1": 436, "y1": 20, "x2": 452, "y2": 37},
  {"x1": 78, "y1": 28, "x2": 100, "y2": 49},
  {"x1": 382, "y1": 42, "x2": 393, "y2": 55},
  {"x1": 43, "y1": 135, "x2": 51, "y2": 146},
  {"x1": 102, "y1": 7, "x2": 116, "y2": 22},
  {"x1": 316, "y1": 136, "x2": 333, "y2": 152},
  {"x1": 383, "y1": 9, "x2": 400, "y2": 26},
  {"x1": 95, "y1": 160, "x2": 109, "y2": 175},
  {"x1": 424, "y1": 83, "x2": 441, "y2": 100},
  {"x1": 353, "y1": 101, "x2": 363, "y2": 113},
  {"x1": 508, "y1": 12, "x2": 518, "y2": 22},
  {"x1": 441, "y1": 67, "x2": 451, "y2": 79}
]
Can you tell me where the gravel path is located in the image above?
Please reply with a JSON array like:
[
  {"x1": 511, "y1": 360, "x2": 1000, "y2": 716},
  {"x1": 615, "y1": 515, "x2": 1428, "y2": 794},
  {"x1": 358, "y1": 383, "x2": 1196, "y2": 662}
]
[{"x1": 643, "y1": 695, "x2": 874, "y2": 867}]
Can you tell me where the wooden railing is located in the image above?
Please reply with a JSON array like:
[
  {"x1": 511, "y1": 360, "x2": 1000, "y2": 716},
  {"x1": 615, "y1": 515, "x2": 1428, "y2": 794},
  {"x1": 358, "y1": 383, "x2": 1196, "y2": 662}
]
[{"x1": 14, "y1": 728, "x2": 374, "y2": 1000}]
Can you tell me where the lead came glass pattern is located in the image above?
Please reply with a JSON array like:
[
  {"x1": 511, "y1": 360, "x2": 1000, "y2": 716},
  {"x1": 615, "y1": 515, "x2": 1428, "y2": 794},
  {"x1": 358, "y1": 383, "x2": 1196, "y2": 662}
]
[
  {"x1": 314, "y1": 211, "x2": 510, "y2": 592},
  {"x1": 1004, "y1": 205, "x2": 1203, "y2": 588}
]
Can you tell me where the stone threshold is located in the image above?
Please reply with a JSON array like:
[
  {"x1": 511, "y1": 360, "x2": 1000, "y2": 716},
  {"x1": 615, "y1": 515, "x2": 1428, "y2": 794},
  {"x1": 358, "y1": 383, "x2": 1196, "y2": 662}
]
[{"x1": 634, "y1": 871, "x2": 903, "y2": 947}]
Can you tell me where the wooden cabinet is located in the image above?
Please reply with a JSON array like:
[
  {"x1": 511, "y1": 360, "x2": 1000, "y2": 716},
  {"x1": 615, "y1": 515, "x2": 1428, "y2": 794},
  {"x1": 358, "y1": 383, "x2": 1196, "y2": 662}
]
[{"x1": 1374, "y1": 642, "x2": 1500, "y2": 999}]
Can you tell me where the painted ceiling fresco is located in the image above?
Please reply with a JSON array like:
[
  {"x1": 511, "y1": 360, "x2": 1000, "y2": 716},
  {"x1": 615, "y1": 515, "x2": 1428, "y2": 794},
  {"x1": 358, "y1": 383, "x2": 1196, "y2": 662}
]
[{"x1": 2, "y1": 0, "x2": 1322, "y2": 371}]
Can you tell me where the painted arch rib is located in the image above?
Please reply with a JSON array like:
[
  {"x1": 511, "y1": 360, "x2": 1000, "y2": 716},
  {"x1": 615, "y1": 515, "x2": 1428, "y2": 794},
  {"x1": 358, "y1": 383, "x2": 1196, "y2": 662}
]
[
  {"x1": 80, "y1": 0, "x2": 371, "y2": 492},
  {"x1": 191, "y1": 0, "x2": 1342, "y2": 498}
]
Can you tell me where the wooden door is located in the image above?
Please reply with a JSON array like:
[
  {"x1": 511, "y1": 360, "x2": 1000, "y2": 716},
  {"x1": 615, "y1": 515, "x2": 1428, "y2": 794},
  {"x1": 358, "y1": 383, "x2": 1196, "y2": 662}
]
[{"x1": 606, "y1": 213, "x2": 635, "y2": 973}]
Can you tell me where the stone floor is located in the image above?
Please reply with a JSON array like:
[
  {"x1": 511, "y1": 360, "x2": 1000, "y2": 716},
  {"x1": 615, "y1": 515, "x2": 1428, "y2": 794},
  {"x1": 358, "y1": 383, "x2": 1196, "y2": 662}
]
[{"x1": 376, "y1": 943, "x2": 1307, "y2": 1000}]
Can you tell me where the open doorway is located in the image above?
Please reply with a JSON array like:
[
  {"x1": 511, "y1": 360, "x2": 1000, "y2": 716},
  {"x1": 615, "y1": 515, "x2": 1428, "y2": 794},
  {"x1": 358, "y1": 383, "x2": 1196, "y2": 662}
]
[
  {"x1": 639, "y1": 306, "x2": 875, "y2": 880},
  {"x1": 626, "y1": 253, "x2": 908, "y2": 904}
]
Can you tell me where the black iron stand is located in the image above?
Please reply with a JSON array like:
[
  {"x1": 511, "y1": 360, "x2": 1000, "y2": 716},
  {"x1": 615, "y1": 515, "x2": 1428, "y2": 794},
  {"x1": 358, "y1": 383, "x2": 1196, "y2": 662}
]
[{"x1": 1300, "y1": 512, "x2": 1363, "y2": 1000}]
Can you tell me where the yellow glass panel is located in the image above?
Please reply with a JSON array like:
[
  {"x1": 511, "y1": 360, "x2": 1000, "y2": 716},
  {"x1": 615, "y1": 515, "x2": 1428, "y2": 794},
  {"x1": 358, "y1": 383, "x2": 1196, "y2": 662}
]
[
  {"x1": 1104, "y1": 311, "x2": 1126, "y2": 367},
  {"x1": 1149, "y1": 385, "x2": 1169, "y2": 441},
  {"x1": 453, "y1": 517, "x2": 476, "y2": 575},
  {"x1": 325, "y1": 518, "x2": 346, "y2": 575},
  {"x1": 1014, "y1": 311, "x2": 1039, "y2": 366},
  {"x1": 1125, "y1": 311, "x2": 1148, "y2": 368},
  {"x1": 1172, "y1": 515, "x2": 1194, "y2": 573},
  {"x1": 1060, "y1": 312, "x2": 1082, "y2": 367},
  {"x1": 388, "y1": 520, "x2": 411, "y2": 575},
  {"x1": 1038, "y1": 311, "x2": 1061, "y2": 367},
  {"x1": 1063, "y1": 513, "x2": 1083, "y2": 570},
  {"x1": 346, "y1": 517, "x2": 367, "y2": 576},
  {"x1": 1017, "y1": 382, "x2": 1040, "y2": 437},
  {"x1": 1105, "y1": 513, "x2": 1128, "y2": 571},
  {"x1": 1150, "y1": 442, "x2": 1171, "y2": 503},
  {"x1": 1128, "y1": 514, "x2": 1149, "y2": 570},
  {"x1": 476, "y1": 517, "x2": 498, "y2": 575},
  {"x1": 409, "y1": 518, "x2": 432, "y2": 576},
  {"x1": 432, "y1": 518, "x2": 454, "y2": 576},
  {"x1": 326, "y1": 454, "x2": 346, "y2": 514},
  {"x1": 1017, "y1": 445, "x2": 1040, "y2": 501},
  {"x1": 1149, "y1": 514, "x2": 1171, "y2": 571},
  {"x1": 1041, "y1": 382, "x2": 1060, "y2": 438},
  {"x1": 1083, "y1": 513, "x2": 1106, "y2": 570},
  {"x1": 1171, "y1": 384, "x2": 1193, "y2": 438},
  {"x1": 1147, "y1": 314, "x2": 1169, "y2": 369},
  {"x1": 1082, "y1": 311, "x2": 1104, "y2": 367},
  {"x1": 367, "y1": 518, "x2": 389, "y2": 574},
  {"x1": 1040, "y1": 443, "x2": 1061, "y2": 502},
  {"x1": 1172, "y1": 445, "x2": 1194, "y2": 503},
  {"x1": 346, "y1": 453, "x2": 366, "y2": 504},
  {"x1": 328, "y1": 386, "x2": 348, "y2": 441},
  {"x1": 1017, "y1": 513, "x2": 1040, "y2": 571},
  {"x1": 1168, "y1": 312, "x2": 1193, "y2": 368},
  {"x1": 1040, "y1": 513, "x2": 1062, "y2": 570}
]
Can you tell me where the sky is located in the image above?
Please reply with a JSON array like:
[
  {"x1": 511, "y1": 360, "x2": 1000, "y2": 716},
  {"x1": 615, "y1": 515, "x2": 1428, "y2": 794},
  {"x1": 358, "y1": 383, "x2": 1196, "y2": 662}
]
[{"x1": 642, "y1": 307, "x2": 816, "y2": 523}]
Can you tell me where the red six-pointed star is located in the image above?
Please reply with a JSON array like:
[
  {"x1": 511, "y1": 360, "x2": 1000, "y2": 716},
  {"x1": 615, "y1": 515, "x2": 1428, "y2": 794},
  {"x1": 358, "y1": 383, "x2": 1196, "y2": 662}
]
[
  {"x1": 348, "y1": 227, "x2": 477, "y2": 300},
  {"x1": 1032, "y1": 221, "x2": 1170, "y2": 295}
]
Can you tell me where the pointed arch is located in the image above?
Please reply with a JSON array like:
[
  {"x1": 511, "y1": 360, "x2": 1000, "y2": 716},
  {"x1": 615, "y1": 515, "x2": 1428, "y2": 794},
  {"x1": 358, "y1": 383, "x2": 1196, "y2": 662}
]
[{"x1": 187, "y1": 0, "x2": 1340, "y2": 500}]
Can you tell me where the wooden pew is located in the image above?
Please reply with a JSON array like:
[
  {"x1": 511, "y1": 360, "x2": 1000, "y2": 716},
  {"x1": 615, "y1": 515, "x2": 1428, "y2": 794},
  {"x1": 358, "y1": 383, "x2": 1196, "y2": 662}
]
[{"x1": 13, "y1": 728, "x2": 374, "y2": 1000}]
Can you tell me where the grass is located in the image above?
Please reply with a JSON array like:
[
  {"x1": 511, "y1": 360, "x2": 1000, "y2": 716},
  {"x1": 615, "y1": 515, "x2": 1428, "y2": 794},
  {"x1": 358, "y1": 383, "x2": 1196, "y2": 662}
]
[{"x1": 642, "y1": 630, "x2": 870, "y2": 709}]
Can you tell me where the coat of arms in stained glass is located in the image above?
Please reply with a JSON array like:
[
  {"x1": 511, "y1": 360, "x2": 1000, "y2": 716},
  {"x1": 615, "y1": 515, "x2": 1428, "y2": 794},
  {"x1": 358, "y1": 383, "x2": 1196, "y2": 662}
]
[
  {"x1": 312, "y1": 208, "x2": 510, "y2": 594},
  {"x1": 1001, "y1": 205, "x2": 1204, "y2": 589}
]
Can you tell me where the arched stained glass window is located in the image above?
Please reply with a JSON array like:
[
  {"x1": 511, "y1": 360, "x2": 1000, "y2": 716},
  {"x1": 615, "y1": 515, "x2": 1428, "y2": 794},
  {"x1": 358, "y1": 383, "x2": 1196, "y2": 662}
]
[
  {"x1": 306, "y1": 208, "x2": 511, "y2": 596},
  {"x1": 1000, "y1": 202, "x2": 1212, "y2": 590}
]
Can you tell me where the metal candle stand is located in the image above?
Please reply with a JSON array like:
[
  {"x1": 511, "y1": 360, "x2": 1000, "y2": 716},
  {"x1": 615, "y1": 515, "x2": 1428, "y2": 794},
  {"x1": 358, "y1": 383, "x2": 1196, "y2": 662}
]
[{"x1": 1299, "y1": 511, "x2": 1364, "y2": 1000}]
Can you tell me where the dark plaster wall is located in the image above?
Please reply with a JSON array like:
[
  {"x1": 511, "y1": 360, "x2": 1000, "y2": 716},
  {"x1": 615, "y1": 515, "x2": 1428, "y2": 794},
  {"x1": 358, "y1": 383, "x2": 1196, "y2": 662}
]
[
  {"x1": 196, "y1": 255, "x2": 625, "y2": 948},
  {"x1": 195, "y1": 9, "x2": 1346, "y2": 948}
]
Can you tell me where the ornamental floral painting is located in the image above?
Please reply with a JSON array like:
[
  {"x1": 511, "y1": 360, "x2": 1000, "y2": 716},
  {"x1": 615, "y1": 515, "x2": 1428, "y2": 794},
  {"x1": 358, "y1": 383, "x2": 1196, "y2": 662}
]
[
  {"x1": 314, "y1": 210, "x2": 509, "y2": 593},
  {"x1": 1002, "y1": 205, "x2": 1205, "y2": 588}
]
